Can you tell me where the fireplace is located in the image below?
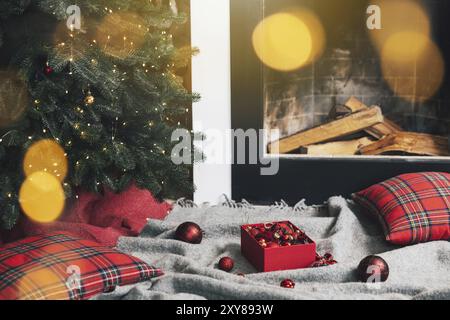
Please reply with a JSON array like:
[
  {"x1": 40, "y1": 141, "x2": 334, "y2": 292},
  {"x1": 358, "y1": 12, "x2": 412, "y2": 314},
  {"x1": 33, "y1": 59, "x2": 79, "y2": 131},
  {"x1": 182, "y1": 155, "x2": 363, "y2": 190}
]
[
  {"x1": 260, "y1": 0, "x2": 450, "y2": 158},
  {"x1": 231, "y1": 0, "x2": 450, "y2": 204}
]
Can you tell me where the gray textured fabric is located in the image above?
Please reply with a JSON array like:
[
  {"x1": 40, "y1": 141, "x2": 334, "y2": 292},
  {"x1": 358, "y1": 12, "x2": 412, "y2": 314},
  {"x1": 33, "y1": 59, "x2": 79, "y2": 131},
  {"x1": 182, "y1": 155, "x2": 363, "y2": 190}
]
[{"x1": 93, "y1": 197, "x2": 450, "y2": 300}]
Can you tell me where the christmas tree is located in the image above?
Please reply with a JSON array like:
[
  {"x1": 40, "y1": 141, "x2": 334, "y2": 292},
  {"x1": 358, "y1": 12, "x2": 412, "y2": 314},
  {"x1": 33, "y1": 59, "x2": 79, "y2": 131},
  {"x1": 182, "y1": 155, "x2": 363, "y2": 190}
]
[{"x1": 0, "y1": 0, "x2": 199, "y2": 229}]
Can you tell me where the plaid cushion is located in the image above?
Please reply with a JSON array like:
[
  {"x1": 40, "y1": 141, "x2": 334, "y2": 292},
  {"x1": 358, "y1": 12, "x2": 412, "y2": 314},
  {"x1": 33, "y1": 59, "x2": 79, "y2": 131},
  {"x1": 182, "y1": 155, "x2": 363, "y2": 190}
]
[
  {"x1": 0, "y1": 232, "x2": 163, "y2": 300},
  {"x1": 353, "y1": 172, "x2": 450, "y2": 245}
]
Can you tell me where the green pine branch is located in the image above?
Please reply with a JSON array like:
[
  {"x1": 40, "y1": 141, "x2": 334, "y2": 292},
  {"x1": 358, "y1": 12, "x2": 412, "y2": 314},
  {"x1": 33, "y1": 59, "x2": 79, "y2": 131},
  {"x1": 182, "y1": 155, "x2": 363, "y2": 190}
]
[{"x1": 0, "y1": 0, "x2": 201, "y2": 229}]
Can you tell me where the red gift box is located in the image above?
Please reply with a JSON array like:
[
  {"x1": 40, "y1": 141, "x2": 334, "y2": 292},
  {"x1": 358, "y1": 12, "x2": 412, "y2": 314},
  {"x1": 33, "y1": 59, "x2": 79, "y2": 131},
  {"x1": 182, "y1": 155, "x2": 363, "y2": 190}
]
[{"x1": 241, "y1": 221, "x2": 316, "y2": 272}]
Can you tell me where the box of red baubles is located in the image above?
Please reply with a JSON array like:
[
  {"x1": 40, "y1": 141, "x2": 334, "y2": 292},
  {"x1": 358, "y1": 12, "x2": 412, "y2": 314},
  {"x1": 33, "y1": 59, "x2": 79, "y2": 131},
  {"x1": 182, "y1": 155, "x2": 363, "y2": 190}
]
[{"x1": 241, "y1": 221, "x2": 316, "y2": 272}]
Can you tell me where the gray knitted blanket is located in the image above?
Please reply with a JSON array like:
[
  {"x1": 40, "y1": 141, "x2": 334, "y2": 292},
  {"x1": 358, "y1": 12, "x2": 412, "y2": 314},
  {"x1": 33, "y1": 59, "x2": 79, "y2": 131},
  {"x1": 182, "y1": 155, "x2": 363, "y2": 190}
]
[{"x1": 93, "y1": 197, "x2": 450, "y2": 300}]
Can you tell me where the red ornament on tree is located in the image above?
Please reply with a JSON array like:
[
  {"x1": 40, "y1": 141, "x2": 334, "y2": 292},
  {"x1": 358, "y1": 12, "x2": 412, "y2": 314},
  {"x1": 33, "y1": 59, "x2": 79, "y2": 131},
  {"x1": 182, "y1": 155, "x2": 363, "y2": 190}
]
[
  {"x1": 218, "y1": 257, "x2": 234, "y2": 272},
  {"x1": 44, "y1": 64, "x2": 54, "y2": 75},
  {"x1": 357, "y1": 255, "x2": 389, "y2": 283},
  {"x1": 175, "y1": 222, "x2": 203, "y2": 244},
  {"x1": 280, "y1": 279, "x2": 295, "y2": 289}
]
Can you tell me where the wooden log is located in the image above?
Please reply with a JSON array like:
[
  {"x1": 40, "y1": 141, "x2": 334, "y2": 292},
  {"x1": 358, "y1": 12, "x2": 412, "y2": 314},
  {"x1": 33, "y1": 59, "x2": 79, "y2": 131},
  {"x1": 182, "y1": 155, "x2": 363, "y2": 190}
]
[
  {"x1": 328, "y1": 105, "x2": 354, "y2": 120},
  {"x1": 359, "y1": 132, "x2": 450, "y2": 157},
  {"x1": 268, "y1": 106, "x2": 384, "y2": 154},
  {"x1": 343, "y1": 96, "x2": 403, "y2": 139},
  {"x1": 343, "y1": 96, "x2": 367, "y2": 113},
  {"x1": 301, "y1": 137, "x2": 374, "y2": 156},
  {"x1": 328, "y1": 97, "x2": 366, "y2": 120},
  {"x1": 364, "y1": 119, "x2": 403, "y2": 140}
]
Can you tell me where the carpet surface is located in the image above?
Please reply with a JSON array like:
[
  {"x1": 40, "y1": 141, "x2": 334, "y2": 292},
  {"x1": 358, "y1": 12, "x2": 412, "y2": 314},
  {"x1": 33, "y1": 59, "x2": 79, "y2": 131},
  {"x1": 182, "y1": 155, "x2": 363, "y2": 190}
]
[{"x1": 93, "y1": 197, "x2": 450, "y2": 300}]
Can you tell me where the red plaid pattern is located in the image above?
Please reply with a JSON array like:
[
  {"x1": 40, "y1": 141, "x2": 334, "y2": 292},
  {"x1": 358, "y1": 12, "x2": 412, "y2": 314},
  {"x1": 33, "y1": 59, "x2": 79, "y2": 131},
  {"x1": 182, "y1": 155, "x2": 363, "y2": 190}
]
[
  {"x1": 0, "y1": 232, "x2": 163, "y2": 300},
  {"x1": 353, "y1": 172, "x2": 450, "y2": 245}
]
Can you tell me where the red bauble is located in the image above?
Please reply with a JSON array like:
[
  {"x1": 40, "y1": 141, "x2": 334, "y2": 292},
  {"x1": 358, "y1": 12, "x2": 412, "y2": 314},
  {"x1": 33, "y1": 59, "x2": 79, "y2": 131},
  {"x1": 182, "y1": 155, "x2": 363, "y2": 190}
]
[
  {"x1": 280, "y1": 279, "x2": 295, "y2": 289},
  {"x1": 44, "y1": 65, "x2": 54, "y2": 75},
  {"x1": 250, "y1": 228, "x2": 260, "y2": 237},
  {"x1": 218, "y1": 257, "x2": 234, "y2": 272},
  {"x1": 175, "y1": 222, "x2": 203, "y2": 244},
  {"x1": 266, "y1": 242, "x2": 279, "y2": 248},
  {"x1": 324, "y1": 253, "x2": 334, "y2": 261},
  {"x1": 357, "y1": 255, "x2": 389, "y2": 283}
]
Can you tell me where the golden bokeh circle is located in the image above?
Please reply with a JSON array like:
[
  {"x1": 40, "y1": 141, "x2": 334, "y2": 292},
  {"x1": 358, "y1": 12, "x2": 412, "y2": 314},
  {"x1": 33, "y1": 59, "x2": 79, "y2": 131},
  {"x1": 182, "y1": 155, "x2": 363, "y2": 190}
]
[
  {"x1": 23, "y1": 139, "x2": 68, "y2": 182},
  {"x1": 19, "y1": 171, "x2": 65, "y2": 223},
  {"x1": 16, "y1": 268, "x2": 70, "y2": 300},
  {"x1": 369, "y1": 0, "x2": 431, "y2": 52},
  {"x1": 381, "y1": 32, "x2": 445, "y2": 102},
  {"x1": 252, "y1": 9, "x2": 325, "y2": 72}
]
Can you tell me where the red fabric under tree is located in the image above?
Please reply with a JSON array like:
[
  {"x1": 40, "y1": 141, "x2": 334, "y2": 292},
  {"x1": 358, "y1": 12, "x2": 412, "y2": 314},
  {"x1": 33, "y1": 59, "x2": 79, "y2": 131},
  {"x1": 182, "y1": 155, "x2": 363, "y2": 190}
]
[{"x1": 1, "y1": 183, "x2": 172, "y2": 247}]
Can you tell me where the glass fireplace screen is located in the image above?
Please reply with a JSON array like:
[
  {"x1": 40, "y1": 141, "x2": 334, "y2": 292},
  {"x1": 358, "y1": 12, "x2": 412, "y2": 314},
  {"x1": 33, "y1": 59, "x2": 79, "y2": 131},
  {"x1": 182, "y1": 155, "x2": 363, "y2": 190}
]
[{"x1": 258, "y1": 0, "x2": 450, "y2": 158}]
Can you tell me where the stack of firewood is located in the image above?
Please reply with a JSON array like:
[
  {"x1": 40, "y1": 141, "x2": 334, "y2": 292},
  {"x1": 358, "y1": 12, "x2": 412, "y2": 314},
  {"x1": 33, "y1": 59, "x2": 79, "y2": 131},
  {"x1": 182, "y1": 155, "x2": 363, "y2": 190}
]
[{"x1": 268, "y1": 97, "x2": 450, "y2": 157}]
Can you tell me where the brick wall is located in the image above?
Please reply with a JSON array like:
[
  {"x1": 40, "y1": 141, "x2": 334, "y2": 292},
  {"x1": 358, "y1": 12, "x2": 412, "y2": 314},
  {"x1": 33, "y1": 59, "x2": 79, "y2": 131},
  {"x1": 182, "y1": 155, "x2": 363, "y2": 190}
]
[{"x1": 264, "y1": 0, "x2": 450, "y2": 141}]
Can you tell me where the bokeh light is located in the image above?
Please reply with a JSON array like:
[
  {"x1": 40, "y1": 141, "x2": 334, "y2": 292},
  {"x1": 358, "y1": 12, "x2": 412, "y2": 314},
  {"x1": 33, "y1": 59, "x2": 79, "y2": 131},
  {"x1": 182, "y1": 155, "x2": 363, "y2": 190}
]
[
  {"x1": 369, "y1": 0, "x2": 431, "y2": 52},
  {"x1": 23, "y1": 139, "x2": 68, "y2": 182},
  {"x1": 0, "y1": 71, "x2": 28, "y2": 128},
  {"x1": 381, "y1": 32, "x2": 445, "y2": 102},
  {"x1": 16, "y1": 268, "x2": 69, "y2": 300},
  {"x1": 95, "y1": 12, "x2": 147, "y2": 59},
  {"x1": 19, "y1": 171, "x2": 65, "y2": 223},
  {"x1": 252, "y1": 8, "x2": 325, "y2": 71}
]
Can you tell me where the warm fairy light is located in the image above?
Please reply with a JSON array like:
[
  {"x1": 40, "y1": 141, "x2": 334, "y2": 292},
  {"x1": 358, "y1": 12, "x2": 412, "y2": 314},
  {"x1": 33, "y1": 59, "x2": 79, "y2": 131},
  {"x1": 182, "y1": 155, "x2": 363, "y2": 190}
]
[
  {"x1": 369, "y1": 0, "x2": 431, "y2": 53},
  {"x1": 366, "y1": 0, "x2": 445, "y2": 103},
  {"x1": 96, "y1": 12, "x2": 146, "y2": 59},
  {"x1": 19, "y1": 171, "x2": 65, "y2": 223},
  {"x1": 252, "y1": 8, "x2": 325, "y2": 71},
  {"x1": 381, "y1": 32, "x2": 444, "y2": 102},
  {"x1": 23, "y1": 139, "x2": 68, "y2": 182}
]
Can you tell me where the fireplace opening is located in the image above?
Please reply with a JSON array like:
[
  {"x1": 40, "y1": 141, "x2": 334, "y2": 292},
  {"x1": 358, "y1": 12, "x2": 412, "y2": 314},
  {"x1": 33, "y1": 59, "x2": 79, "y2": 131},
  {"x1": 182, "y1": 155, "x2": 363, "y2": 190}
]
[{"x1": 260, "y1": 0, "x2": 450, "y2": 158}]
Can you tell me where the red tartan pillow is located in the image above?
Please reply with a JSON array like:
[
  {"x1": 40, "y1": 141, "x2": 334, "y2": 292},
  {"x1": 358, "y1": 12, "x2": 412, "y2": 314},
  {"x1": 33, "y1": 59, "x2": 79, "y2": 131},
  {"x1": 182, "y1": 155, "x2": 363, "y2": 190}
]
[
  {"x1": 353, "y1": 172, "x2": 450, "y2": 245},
  {"x1": 0, "y1": 232, "x2": 163, "y2": 300}
]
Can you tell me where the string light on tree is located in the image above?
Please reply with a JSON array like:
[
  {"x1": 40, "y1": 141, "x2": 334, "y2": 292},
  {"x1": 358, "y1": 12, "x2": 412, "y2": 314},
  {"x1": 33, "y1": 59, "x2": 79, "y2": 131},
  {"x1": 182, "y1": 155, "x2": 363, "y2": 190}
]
[{"x1": 84, "y1": 91, "x2": 95, "y2": 105}]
